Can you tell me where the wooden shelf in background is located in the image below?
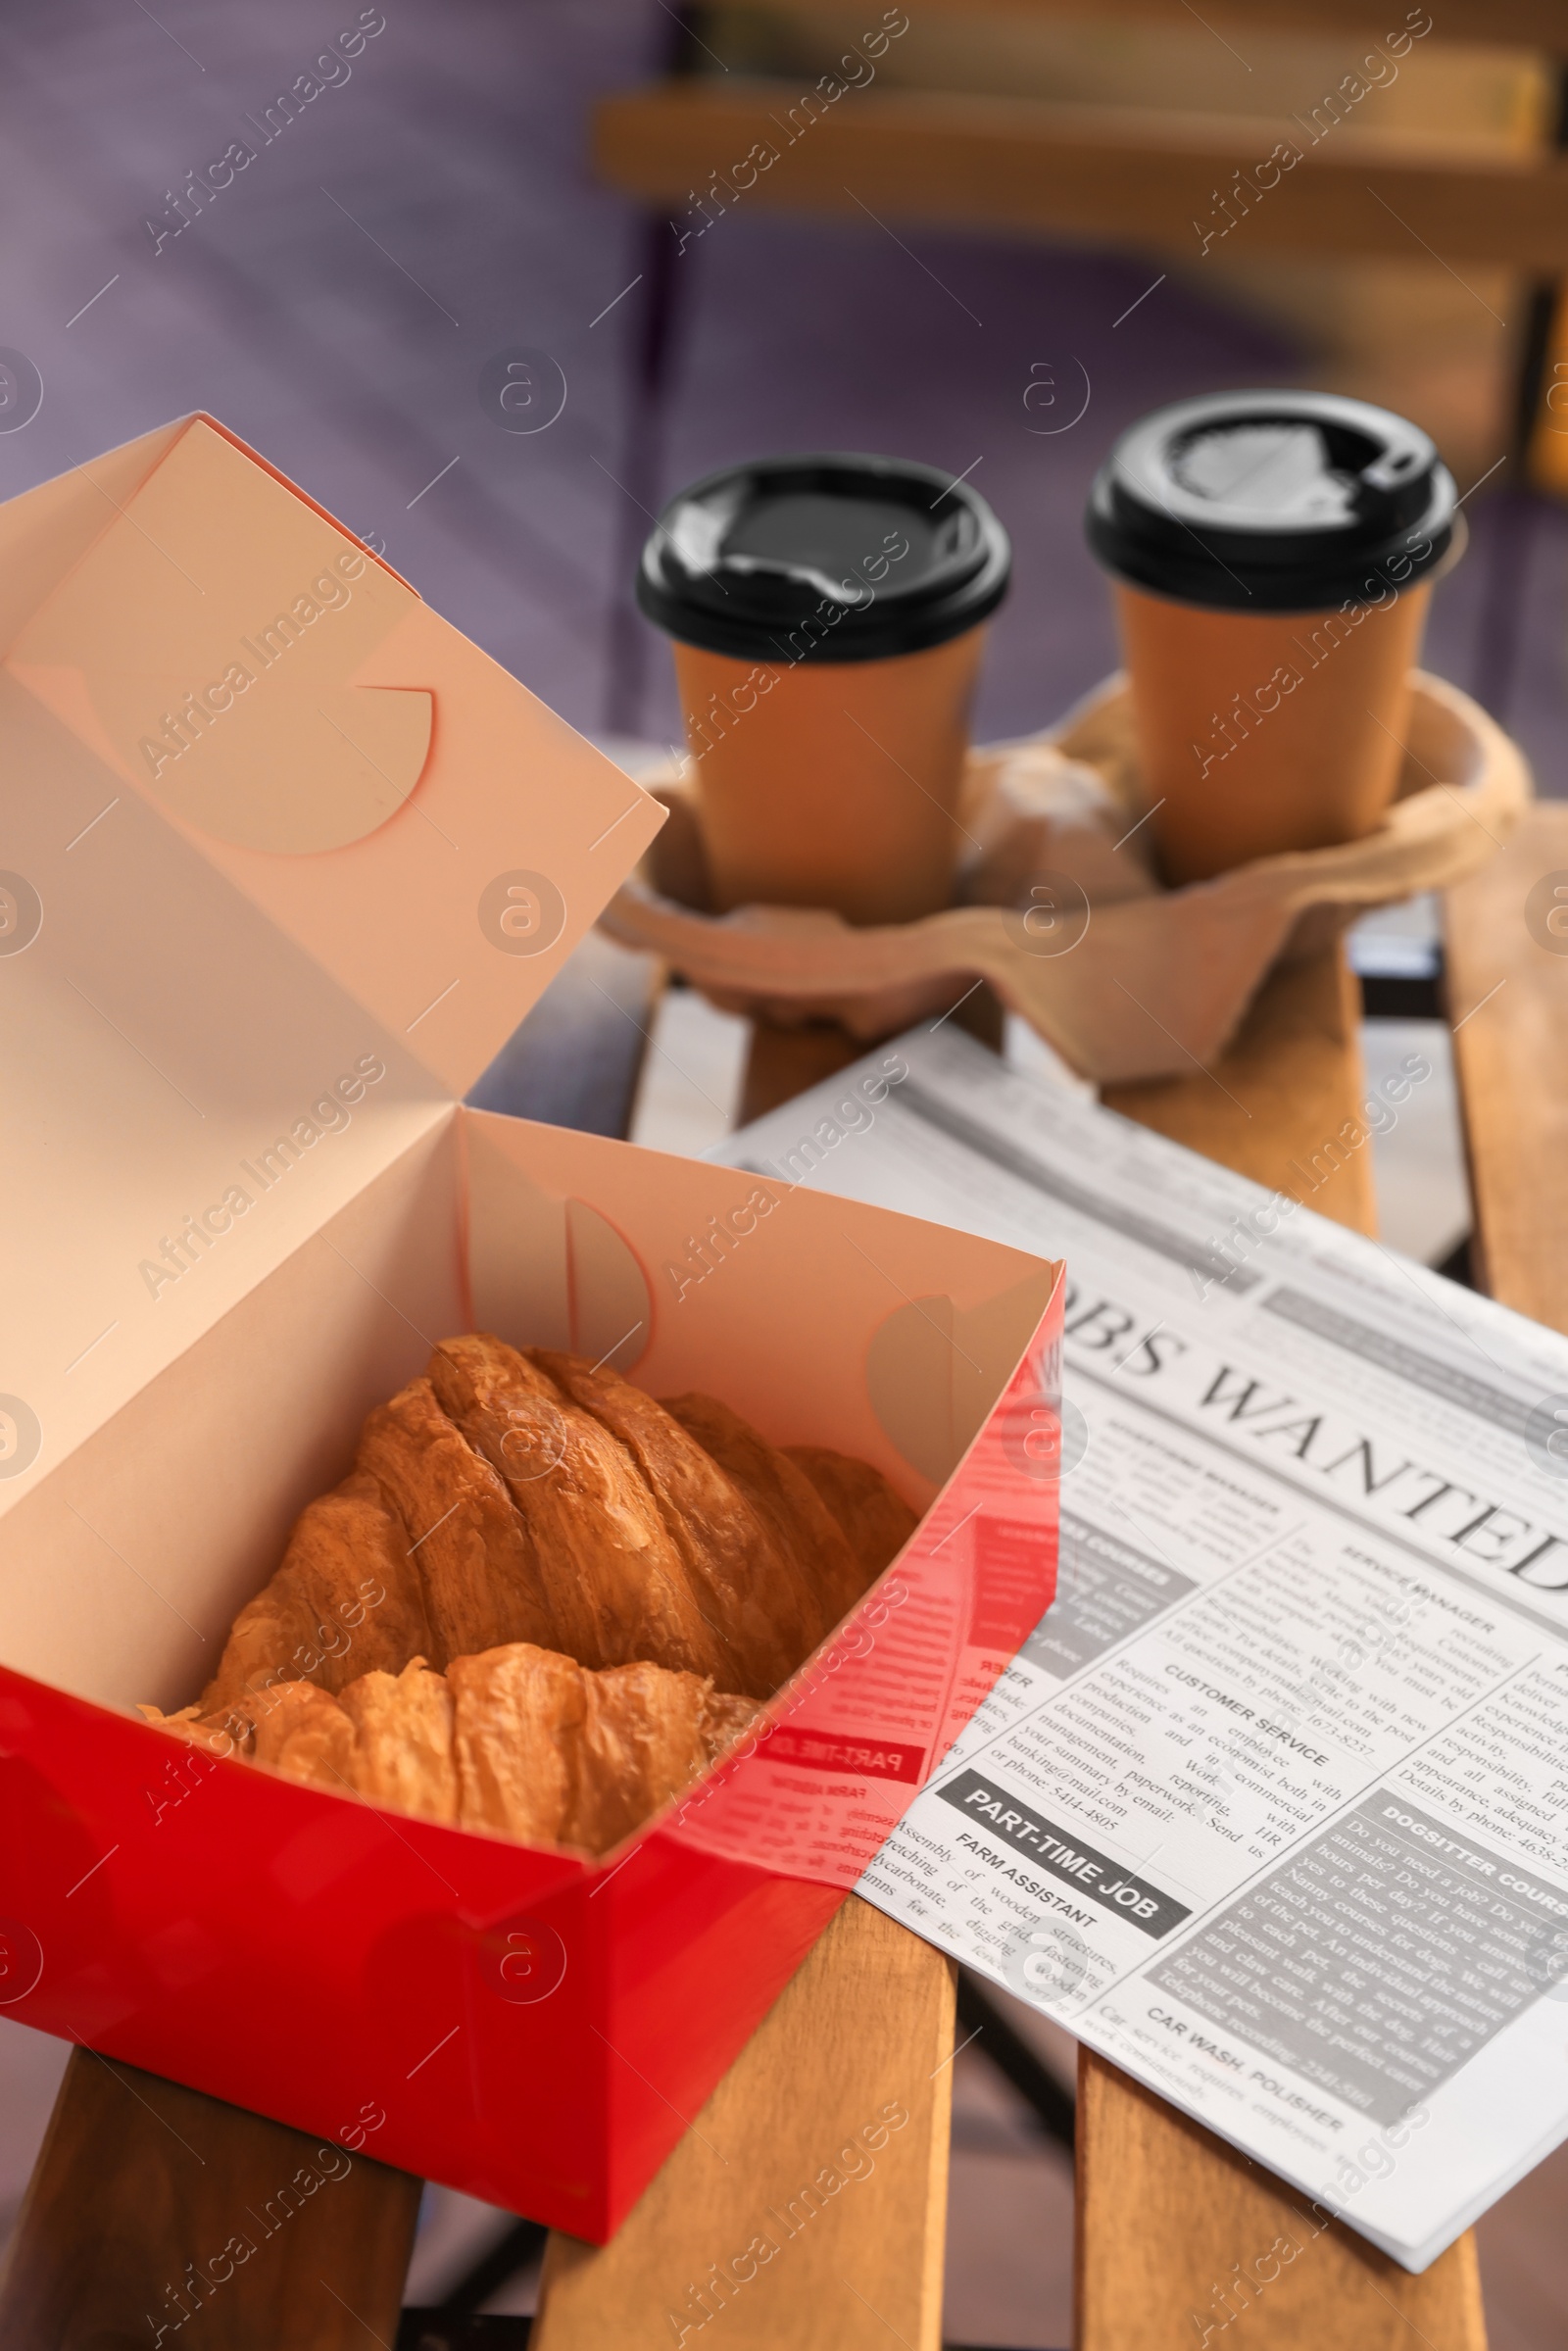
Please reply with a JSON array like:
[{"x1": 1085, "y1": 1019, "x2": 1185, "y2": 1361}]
[
  {"x1": 595, "y1": 82, "x2": 1568, "y2": 269},
  {"x1": 717, "y1": 0, "x2": 1568, "y2": 57}
]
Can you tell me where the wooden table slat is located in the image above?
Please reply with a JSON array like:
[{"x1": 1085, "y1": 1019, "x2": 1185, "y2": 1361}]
[
  {"x1": 1446, "y1": 803, "x2": 1568, "y2": 1335},
  {"x1": 1102, "y1": 944, "x2": 1378, "y2": 1235},
  {"x1": 1083, "y1": 943, "x2": 1486, "y2": 2350},
  {"x1": 532, "y1": 1898, "x2": 956, "y2": 2351},
  {"x1": 0, "y1": 2048, "x2": 420, "y2": 2350},
  {"x1": 1076, "y1": 2058, "x2": 1488, "y2": 2351}
]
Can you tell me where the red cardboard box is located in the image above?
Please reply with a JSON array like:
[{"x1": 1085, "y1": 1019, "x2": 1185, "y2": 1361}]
[{"x1": 0, "y1": 417, "x2": 1063, "y2": 2237}]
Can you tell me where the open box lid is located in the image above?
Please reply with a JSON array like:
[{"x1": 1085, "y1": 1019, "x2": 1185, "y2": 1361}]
[{"x1": 0, "y1": 416, "x2": 664, "y2": 1511}]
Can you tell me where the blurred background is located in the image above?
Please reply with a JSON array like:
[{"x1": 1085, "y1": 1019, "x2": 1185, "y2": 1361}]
[
  {"x1": 4, "y1": 0, "x2": 1567, "y2": 772},
  {"x1": 3, "y1": 1, "x2": 1568, "y2": 2340}
]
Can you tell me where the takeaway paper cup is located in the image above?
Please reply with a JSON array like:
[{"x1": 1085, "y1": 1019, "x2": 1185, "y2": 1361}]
[
  {"x1": 1087, "y1": 391, "x2": 1459, "y2": 885},
  {"x1": 639, "y1": 453, "x2": 1010, "y2": 925}
]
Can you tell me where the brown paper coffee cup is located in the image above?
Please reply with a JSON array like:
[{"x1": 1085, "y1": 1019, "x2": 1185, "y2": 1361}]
[
  {"x1": 1087, "y1": 392, "x2": 1459, "y2": 884},
  {"x1": 673, "y1": 628, "x2": 986, "y2": 924},
  {"x1": 638, "y1": 454, "x2": 1010, "y2": 927},
  {"x1": 1115, "y1": 579, "x2": 1432, "y2": 885}
]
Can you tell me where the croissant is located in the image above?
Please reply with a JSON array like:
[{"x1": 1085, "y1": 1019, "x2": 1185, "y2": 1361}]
[
  {"x1": 530, "y1": 1347, "x2": 815, "y2": 1699},
  {"x1": 156, "y1": 1336, "x2": 917, "y2": 1855},
  {"x1": 355, "y1": 1374, "x2": 556, "y2": 1665},
  {"x1": 661, "y1": 1393, "x2": 867, "y2": 1644},
  {"x1": 784, "y1": 1446, "x2": 920, "y2": 1583},
  {"x1": 197, "y1": 1471, "x2": 433, "y2": 1715},
  {"x1": 428, "y1": 1336, "x2": 727, "y2": 1684},
  {"x1": 147, "y1": 1642, "x2": 761, "y2": 1857}
]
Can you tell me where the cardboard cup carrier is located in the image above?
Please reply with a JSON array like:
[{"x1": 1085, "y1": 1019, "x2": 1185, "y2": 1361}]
[
  {"x1": 1086, "y1": 390, "x2": 1460, "y2": 885},
  {"x1": 637, "y1": 453, "x2": 1010, "y2": 925},
  {"x1": 0, "y1": 416, "x2": 1063, "y2": 2238}
]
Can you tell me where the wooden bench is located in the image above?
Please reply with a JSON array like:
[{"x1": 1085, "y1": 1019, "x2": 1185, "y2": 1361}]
[
  {"x1": 4, "y1": 803, "x2": 1561, "y2": 2346},
  {"x1": 595, "y1": 0, "x2": 1568, "y2": 268}
]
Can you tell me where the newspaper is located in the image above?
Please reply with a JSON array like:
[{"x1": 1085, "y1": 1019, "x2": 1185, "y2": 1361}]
[{"x1": 714, "y1": 1023, "x2": 1568, "y2": 2272}]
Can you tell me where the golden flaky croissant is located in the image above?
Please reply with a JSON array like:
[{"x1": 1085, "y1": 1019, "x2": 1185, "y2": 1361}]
[
  {"x1": 784, "y1": 1446, "x2": 920, "y2": 1585},
  {"x1": 429, "y1": 1337, "x2": 727, "y2": 1685},
  {"x1": 147, "y1": 1643, "x2": 761, "y2": 1857},
  {"x1": 662, "y1": 1394, "x2": 869, "y2": 1641},
  {"x1": 355, "y1": 1373, "x2": 556, "y2": 1666},
  {"x1": 200, "y1": 1470, "x2": 436, "y2": 1701},
  {"x1": 150, "y1": 1334, "x2": 915, "y2": 1854}
]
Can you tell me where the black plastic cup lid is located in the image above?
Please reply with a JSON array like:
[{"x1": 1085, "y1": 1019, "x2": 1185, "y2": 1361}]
[
  {"x1": 1086, "y1": 390, "x2": 1457, "y2": 612},
  {"x1": 636, "y1": 453, "x2": 1011, "y2": 663}
]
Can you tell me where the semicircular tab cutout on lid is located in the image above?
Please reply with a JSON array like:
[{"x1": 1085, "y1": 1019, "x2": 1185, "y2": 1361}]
[
  {"x1": 130, "y1": 673, "x2": 433, "y2": 854},
  {"x1": 3, "y1": 416, "x2": 434, "y2": 854},
  {"x1": 564, "y1": 1200, "x2": 652, "y2": 1375},
  {"x1": 465, "y1": 1155, "x2": 651, "y2": 1378},
  {"x1": 867, "y1": 1272, "x2": 1055, "y2": 1484}
]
